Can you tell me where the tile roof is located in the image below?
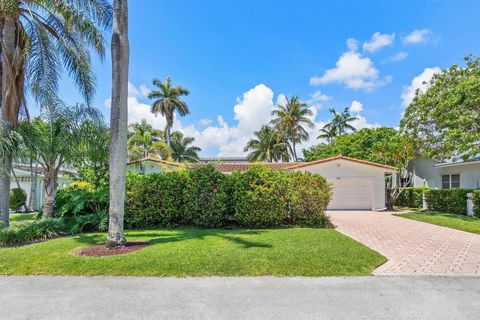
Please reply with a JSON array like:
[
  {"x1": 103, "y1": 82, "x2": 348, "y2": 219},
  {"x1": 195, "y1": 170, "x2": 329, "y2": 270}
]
[
  {"x1": 287, "y1": 155, "x2": 399, "y2": 171},
  {"x1": 127, "y1": 157, "x2": 186, "y2": 167},
  {"x1": 189, "y1": 162, "x2": 299, "y2": 173}
]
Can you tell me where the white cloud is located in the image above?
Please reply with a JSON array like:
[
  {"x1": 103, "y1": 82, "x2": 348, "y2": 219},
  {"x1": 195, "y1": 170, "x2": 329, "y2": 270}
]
[
  {"x1": 389, "y1": 51, "x2": 408, "y2": 62},
  {"x1": 402, "y1": 29, "x2": 432, "y2": 44},
  {"x1": 346, "y1": 38, "x2": 359, "y2": 51},
  {"x1": 349, "y1": 100, "x2": 363, "y2": 113},
  {"x1": 350, "y1": 114, "x2": 380, "y2": 130},
  {"x1": 199, "y1": 118, "x2": 212, "y2": 126},
  {"x1": 363, "y1": 32, "x2": 395, "y2": 53},
  {"x1": 309, "y1": 91, "x2": 332, "y2": 103},
  {"x1": 139, "y1": 84, "x2": 151, "y2": 97},
  {"x1": 401, "y1": 67, "x2": 441, "y2": 107},
  {"x1": 310, "y1": 50, "x2": 390, "y2": 91}
]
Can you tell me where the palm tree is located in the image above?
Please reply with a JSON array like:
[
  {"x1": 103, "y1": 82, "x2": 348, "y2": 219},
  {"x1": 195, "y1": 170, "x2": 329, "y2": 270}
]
[
  {"x1": 128, "y1": 129, "x2": 172, "y2": 161},
  {"x1": 320, "y1": 108, "x2": 358, "y2": 139},
  {"x1": 270, "y1": 96, "x2": 314, "y2": 161},
  {"x1": 317, "y1": 126, "x2": 337, "y2": 143},
  {"x1": 107, "y1": 0, "x2": 128, "y2": 248},
  {"x1": 18, "y1": 103, "x2": 103, "y2": 218},
  {"x1": 0, "y1": 1, "x2": 111, "y2": 227},
  {"x1": 244, "y1": 125, "x2": 289, "y2": 162},
  {"x1": 170, "y1": 131, "x2": 201, "y2": 163},
  {"x1": 148, "y1": 78, "x2": 190, "y2": 147}
]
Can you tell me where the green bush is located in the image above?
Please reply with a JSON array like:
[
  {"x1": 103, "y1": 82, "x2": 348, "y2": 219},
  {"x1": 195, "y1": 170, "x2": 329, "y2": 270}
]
[
  {"x1": 0, "y1": 218, "x2": 66, "y2": 246},
  {"x1": 182, "y1": 166, "x2": 229, "y2": 227},
  {"x1": 424, "y1": 189, "x2": 472, "y2": 215},
  {"x1": 125, "y1": 171, "x2": 188, "y2": 228},
  {"x1": 472, "y1": 190, "x2": 480, "y2": 216},
  {"x1": 9, "y1": 188, "x2": 27, "y2": 211},
  {"x1": 395, "y1": 187, "x2": 430, "y2": 208},
  {"x1": 54, "y1": 181, "x2": 107, "y2": 218},
  {"x1": 124, "y1": 164, "x2": 332, "y2": 229}
]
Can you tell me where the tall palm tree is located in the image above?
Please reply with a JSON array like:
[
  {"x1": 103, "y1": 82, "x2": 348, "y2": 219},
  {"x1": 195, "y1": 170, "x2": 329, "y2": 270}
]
[
  {"x1": 18, "y1": 103, "x2": 103, "y2": 218},
  {"x1": 107, "y1": 0, "x2": 128, "y2": 248},
  {"x1": 320, "y1": 108, "x2": 358, "y2": 139},
  {"x1": 0, "y1": 1, "x2": 111, "y2": 227},
  {"x1": 317, "y1": 126, "x2": 337, "y2": 143},
  {"x1": 148, "y1": 77, "x2": 190, "y2": 147},
  {"x1": 244, "y1": 125, "x2": 289, "y2": 162},
  {"x1": 170, "y1": 131, "x2": 201, "y2": 163},
  {"x1": 270, "y1": 95, "x2": 314, "y2": 161}
]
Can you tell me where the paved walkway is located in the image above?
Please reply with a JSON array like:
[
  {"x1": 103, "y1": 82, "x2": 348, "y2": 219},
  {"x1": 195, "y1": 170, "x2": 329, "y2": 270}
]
[
  {"x1": 1, "y1": 276, "x2": 480, "y2": 320},
  {"x1": 329, "y1": 210, "x2": 480, "y2": 276}
]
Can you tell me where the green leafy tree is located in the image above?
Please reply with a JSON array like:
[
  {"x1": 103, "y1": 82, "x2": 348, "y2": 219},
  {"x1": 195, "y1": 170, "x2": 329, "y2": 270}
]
[
  {"x1": 128, "y1": 121, "x2": 172, "y2": 161},
  {"x1": 319, "y1": 108, "x2": 357, "y2": 140},
  {"x1": 170, "y1": 131, "x2": 201, "y2": 163},
  {"x1": 0, "y1": 0, "x2": 111, "y2": 227},
  {"x1": 271, "y1": 95, "x2": 314, "y2": 161},
  {"x1": 244, "y1": 125, "x2": 289, "y2": 162},
  {"x1": 401, "y1": 56, "x2": 480, "y2": 161},
  {"x1": 18, "y1": 103, "x2": 104, "y2": 218},
  {"x1": 148, "y1": 77, "x2": 190, "y2": 147}
]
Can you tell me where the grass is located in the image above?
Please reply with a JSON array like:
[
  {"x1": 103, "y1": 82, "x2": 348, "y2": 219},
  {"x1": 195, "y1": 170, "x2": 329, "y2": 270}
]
[
  {"x1": 0, "y1": 228, "x2": 386, "y2": 276},
  {"x1": 396, "y1": 210, "x2": 480, "y2": 235},
  {"x1": 10, "y1": 213, "x2": 37, "y2": 224}
]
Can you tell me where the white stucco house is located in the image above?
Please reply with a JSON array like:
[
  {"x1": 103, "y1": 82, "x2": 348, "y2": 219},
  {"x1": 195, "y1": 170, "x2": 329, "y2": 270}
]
[
  {"x1": 409, "y1": 158, "x2": 480, "y2": 190},
  {"x1": 10, "y1": 163, "x2": 73, "y2": 211},
  {"x1": 130, "y1": 155, "x2": 398, "y2": 211}
]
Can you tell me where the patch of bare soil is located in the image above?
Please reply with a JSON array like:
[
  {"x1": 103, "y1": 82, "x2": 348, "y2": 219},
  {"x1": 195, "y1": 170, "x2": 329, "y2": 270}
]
[{"x1": 75, "y1": 242, "x2": 149, "y2": 257}]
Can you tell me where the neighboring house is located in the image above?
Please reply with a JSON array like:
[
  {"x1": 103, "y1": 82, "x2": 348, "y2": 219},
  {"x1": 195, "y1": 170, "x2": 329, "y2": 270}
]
[
  {"x1": 11, "y1": 164, "x2": 73, "y2": 211},
  {"x1": 409, "y1": 158, "x2": 480, "y2": 190},
  {"x1": 127, "y1": 157, "x2": 187, "y2": 174},
  {"x1": 131, "y1": 155, "x2": 397, "y2": 210},
  {"x1": 199, "y1": 156, "x2": 249, "y2": 163}
]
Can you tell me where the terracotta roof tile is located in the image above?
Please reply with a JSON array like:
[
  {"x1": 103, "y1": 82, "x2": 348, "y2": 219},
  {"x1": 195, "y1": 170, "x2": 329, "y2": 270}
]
[
  {"x1": 189, "y1": 162, "x2": 299, "y2": 173},
  {"x1": 287, "y1": 155, "x2": 398, "y2": 171}
]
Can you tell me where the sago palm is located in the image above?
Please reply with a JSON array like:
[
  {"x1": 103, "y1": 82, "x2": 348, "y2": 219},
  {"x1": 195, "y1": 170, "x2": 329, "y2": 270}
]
[
  {"x1": 244, "y1": 125, "x2": 289, "y2": 162},
  {"x1": 170, "y1": 131, "x2": 201, "y2": 163},
  {"x1": 270, "y1": 95, "x2": 313, "y2": 161},
  {"x1": 148, "y1": 77, "x2": 190, "y2": 147},
  {"x1": 0, "y1": 0, "x2": 111, "y2": 227}
]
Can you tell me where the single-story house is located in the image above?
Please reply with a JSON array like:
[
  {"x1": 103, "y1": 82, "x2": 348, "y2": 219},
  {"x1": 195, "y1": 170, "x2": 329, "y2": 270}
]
[
  {"x1": 409, "y1": 158, "x2": 480, "y2": 190},
  {"x1": 129, "y1": 155, "x2": 398, "y2": 210},
  {"x1": 10, "y1": 163, "x2": 73, "y2": 211}
]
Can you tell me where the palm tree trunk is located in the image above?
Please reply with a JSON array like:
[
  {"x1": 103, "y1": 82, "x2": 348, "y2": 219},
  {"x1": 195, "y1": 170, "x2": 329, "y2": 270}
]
[
  {"x1": 42, "y1": 165, "x2": 58, "y2": 218},
  {"x1": 0, "y1": 16, "x2": 18, "y2": 228},
  {"x1": 165, "y1": 126, "x2": 171, "y2": 147},
  {"x1": 292, "y1": 140, "x2": 298, "y2": 161},
  {"x1": 28, "y1": 159, "x2": 37, "y2": 211},
  {"x1": 107, "y1": 0, "x2": 129, "y2": 248}
]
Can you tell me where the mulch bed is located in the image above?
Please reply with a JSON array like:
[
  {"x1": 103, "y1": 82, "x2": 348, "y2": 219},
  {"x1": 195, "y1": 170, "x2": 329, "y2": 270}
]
[{"x1": 75, "y1": 242, "x2": 149, "y2": 257}]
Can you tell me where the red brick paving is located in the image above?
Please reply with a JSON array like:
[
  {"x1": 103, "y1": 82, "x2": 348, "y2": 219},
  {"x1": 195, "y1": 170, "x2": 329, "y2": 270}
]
[{"x1": 328, "y1": 211, "x2": 480, "y2": 276}]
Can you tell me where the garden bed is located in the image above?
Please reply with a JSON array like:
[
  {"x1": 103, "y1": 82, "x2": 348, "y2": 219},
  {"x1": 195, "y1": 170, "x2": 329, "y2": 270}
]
[{"x1": 75, "y1": 242, "x2": 149, "y2": 257}]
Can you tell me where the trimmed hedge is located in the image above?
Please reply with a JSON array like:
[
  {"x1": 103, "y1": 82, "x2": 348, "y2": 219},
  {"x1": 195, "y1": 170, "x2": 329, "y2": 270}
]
[
  {"x1": 126, "y1": 164, "x2": 332, "y2": 229},
  {"x1": 395, "y1": 187, "x2": 430, "y2": 208},
  {"x1": 9, "y1": 188, "x2": 27, "y2": 211},
  {"x1": 472, "y1": 190, "x2": 480, "y2": 216},
  {"x1": 424, "y1": 189, "x2": 471, "y2": 215}
]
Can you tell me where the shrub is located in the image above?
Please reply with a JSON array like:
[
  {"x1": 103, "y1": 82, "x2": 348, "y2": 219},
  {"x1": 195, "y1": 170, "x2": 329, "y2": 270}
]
[
  {"x1": 54, "y1": 181, "x2": 106, "y2": 218},
  {"x1": 9, "y1": 188, "x2": 27, "y2": 211},
  {"x1": 182, "y1": 165, "x2": 229, "y2": 227},
  {"x1": 125, "y1": 171, "x2": 188, "y2": 228},
  {"x1": 231, "y1": 165, "x2": 290, "y2": 227},
  {"x1": 424, "y1": 189, "x2": 471, "y2": 215},
  {"x1": 395, "y1": 187, "x2": 430, "y2": 208},
  {"x1": 472, "y1": 190, "x2": 480, "y2": 216},
  {"x1": 0, "y1": 218, "x2": 66, "y2": 246}
]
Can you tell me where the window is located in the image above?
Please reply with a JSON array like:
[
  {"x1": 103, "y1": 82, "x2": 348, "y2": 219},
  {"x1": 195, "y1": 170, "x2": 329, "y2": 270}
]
[{"x1": 442, "y1": 174, "x2": 461, "y2": 189}]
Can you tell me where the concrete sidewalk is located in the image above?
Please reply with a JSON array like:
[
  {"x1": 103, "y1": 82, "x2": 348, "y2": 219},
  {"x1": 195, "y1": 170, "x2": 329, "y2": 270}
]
[{"x1": 1, "y1": 276, "x2": 479, "y2": 320}]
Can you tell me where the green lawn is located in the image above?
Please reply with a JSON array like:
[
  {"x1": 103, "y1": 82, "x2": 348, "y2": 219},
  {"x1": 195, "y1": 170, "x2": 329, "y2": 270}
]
[
  {"x1": 396, "y1": 211, "x2": 480, "y2": 235},
  {"x1": 0, "y1": 228, "x2": 385, "y2": 276},
  {"x1": 10, "y1": 213, "x2": 37, "y2": 225}
]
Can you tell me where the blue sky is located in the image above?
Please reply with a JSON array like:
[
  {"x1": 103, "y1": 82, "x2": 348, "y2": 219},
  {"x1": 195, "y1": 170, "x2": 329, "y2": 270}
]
[{"x1": 55, "y1": 0, "x2": 480, "y2": 156}]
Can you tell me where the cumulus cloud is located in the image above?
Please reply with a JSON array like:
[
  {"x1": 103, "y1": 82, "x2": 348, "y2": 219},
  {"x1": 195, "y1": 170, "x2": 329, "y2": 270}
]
[
  {"x1": 402, "y1": 29, "x2": 432, "y2": 44},
  {"x1": 349, "y1": 100, "x2": 363, "y2": 113},
  {"x1": 310, "y1": 50, "x2": 390, "y2": 91},
  {"x1": 199, "y1": 118, "x2": 212, "y2": 126},
  {"x1": 401, "y1": 67, "x2": 441, "y2": 107},
  {"x1": 346, "y1": 38, "x2": 359, "y2": 51},
  {"x1": 363, "y1": 32, "x2": 395, "y2": 53}
]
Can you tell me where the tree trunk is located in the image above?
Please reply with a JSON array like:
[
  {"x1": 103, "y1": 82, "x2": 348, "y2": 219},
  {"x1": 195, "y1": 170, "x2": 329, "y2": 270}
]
[
  {"x1": 42, "y1": 165, "x2": 58, "y2": 218},
  {"x1": 165, "y1": 126, "x2": 171, "y2": 147},
  {"x1": 28, "y1": 159, "x2": 37, "y2": 211},
  {"x1": 0, "y1": 16, "x2": 18, "y2": 228},
  {"x1": 107, "y1": 0, "x2": 129, "y2": 248},
  {"x1": 292, "y1": 140, "x2": 298, "y2": 161}
]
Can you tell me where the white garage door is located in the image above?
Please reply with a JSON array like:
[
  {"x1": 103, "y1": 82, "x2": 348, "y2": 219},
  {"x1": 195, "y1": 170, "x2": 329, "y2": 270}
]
[{"x1": 327, "y1": 178, "x2": 372, "y2": 210}]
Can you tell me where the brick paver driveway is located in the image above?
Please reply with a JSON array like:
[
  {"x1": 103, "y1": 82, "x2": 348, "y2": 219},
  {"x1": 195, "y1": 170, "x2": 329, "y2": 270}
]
[{"x1": 329, "y1": 211, "x2": 480, "y2": 276}]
